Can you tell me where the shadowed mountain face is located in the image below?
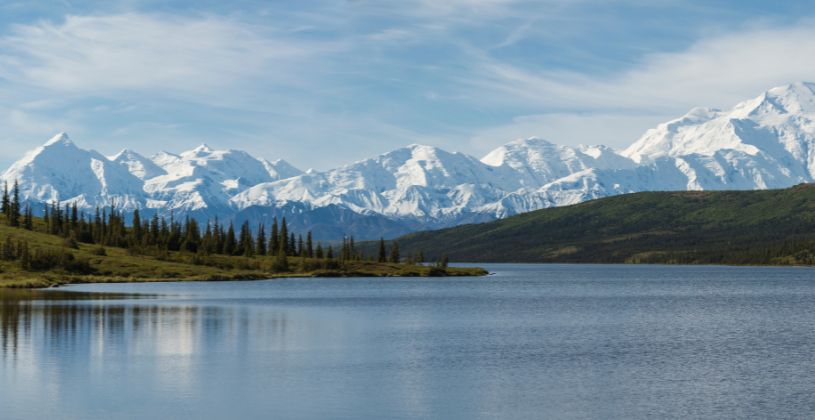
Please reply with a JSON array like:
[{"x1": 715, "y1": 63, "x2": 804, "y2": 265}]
[{"x1": 3, "y1": 82, "x2": 815, "y2": 239}]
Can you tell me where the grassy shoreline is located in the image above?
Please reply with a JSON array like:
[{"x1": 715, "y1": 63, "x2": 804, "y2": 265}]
[
  {"x1": 1, "y1": 265, "x2": 489, "y2": 289},
  {"x1": 0, "y1": 219, "x2": 487, "y2": 289}
]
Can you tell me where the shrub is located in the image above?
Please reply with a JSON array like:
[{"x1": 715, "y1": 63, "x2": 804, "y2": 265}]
[{"x1": 63, "y1": 236, "x2": 80, "y2": 249}]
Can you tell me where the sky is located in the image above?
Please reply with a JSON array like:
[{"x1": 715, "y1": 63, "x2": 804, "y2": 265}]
[{"x1": 0, "y1": 0, "x2": 814, "y2": 171}]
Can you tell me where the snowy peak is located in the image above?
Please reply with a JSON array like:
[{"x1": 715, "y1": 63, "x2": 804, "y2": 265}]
[
  {"x1": 622, "y1": 81, "x2": 815, "y2": 164},
  {"x1": 1, "y1": 132, "x2": 145, "y2": 207},
  {"x1": 110, "y1": 148, "x2": 166, "y2": 180},
  {"x1": 482, "y1": 137, "x2": 634, "y2": 187},
  {"x1": 151, "y1": 151, "x2": 181, "y2": 168},
  {"x1": 43, "y1": 131, "x2": 74, "y2": 147},
  {"x1": 261, "y1": 158, "x2": 302, "y2": 180}
]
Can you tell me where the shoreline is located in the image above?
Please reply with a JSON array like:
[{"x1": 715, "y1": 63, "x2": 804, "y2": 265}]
[{"x1": 0, "y1": 266, "x2": 490, "y2": 289}]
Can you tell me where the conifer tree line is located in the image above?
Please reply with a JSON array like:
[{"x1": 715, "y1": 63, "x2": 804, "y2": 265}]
[{"x1": 1, "y1": 180, "x2": 415, "y2": 265}]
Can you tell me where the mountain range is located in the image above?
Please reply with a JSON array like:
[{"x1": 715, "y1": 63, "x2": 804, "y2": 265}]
[{"x1": 3, "y1": 82, "x2": 815, "y2": 239}]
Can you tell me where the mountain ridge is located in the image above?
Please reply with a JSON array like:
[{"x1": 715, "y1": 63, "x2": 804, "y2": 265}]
[{"x1": 3, "y1": 82, "x2": 815, "y2": 239}]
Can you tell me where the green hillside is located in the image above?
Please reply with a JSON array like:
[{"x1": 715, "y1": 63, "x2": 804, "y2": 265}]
[{"x1": 393, "y1": 184, "x2": 815, "y2": 265}]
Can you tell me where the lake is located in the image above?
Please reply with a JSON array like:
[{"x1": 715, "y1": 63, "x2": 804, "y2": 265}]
[{"x1": 2, "y1": 264, "x2": 815, "y2": 419}]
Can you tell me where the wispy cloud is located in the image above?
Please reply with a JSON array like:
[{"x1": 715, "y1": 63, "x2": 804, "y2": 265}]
[
  {"x1": 0, "y1": 2, "x2": 812, "y2": 170},
  {"x1": 460, "y1": 19, "x2": 815, "y2": 151},
  {"x1": 0, "y1": 13, "x2": 340, "y2": 96}
]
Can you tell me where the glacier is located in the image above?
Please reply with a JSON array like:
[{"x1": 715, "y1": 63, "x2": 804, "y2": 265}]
[{"x1": 3, "y1": 82, "x2": 815, "y2": 239}]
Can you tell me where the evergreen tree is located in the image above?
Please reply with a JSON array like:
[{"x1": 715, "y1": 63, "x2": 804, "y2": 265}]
[
  {"x1": 389, "y1": 241, "x2": 400, "y2": 263},
  {"x1": 9, "y1": 180, "x2": 20, "y2": 227},
  {"x1": 150, "y1": 214, "x2": 160, "y2": 246},
  {"x1": 132, "y1": 209, "x2": 142, "y2": 242},
  {"x1": 224, "y1": 223, "x2": 237, "y2": 255},
  {"x1": 297, "y1": 234, "x2": 304, "y2": 257},
  {"x1": 212, "y1": 217, "x2": 223, "y2": 253},
  {"x1": 279, "y1": 217, "x2": 288, "y2": 255},
  {"x1": 201, "y1": 222, "x2": 214, "y2": 255},
  {"x1": 306, "y1": 231, "x2": 314, "y2": 258},
  {"x1": 378, "y1": 238, "x2": 387, "y2": 262},
  {"x1": 256, "y1": 224, "x2": 267, "y2": 256},
  {"x1": 326, "y1": 245, "x2": 334, "y2": 260},
  {"x1": 182, "y1": 217, "x2": 201, "y2": 253},
  {"x1": 289, "y1": 233, "x2": 297, "y2": 257},
  {"x1": 70, "y1": 203, "x2": 79, "y2": 229},
  {"x1": 1, "y1": 181, "x2": 8, "y2": 217},
  {"x1": 239, "y1": 221, "x2": 254, "y2": 257},
  {"x1": 270, "y1": 217, "x2": 279, "y2": 256},
  {"x1": 275, "y1": 241, "x2": 289, "y2": 271},
  {"x1": 315, "y1": 242, "x2": 324, "y2": 259},
  {"x1": 23, "y1": 204, "x2": 33, "y2": 230}
]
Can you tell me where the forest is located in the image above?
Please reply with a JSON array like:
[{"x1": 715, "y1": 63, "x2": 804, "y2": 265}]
[{"x1": 0, "y1": 181, "x2": 483, "y2": 288}]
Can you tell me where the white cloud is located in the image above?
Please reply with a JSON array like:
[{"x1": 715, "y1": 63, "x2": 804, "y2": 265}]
[
  {"x1": 0, "y1": 13, "x2": 338, "y2": 95},
  {"x1": 458, "y1": 19, "x2": 815, "y2": 148},
  {"x1": 465, "y1": 20, "x2": 815, "y2": 113}
]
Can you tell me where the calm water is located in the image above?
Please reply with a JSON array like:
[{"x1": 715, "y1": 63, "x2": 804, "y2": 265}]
[{"x1": 2, "y1": 264, "x2": 815, "y2": 419}]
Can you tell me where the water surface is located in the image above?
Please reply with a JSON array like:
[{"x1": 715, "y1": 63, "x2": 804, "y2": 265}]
[{"x1": 2, "y1": 264, "x2": 815, "y2": 419}]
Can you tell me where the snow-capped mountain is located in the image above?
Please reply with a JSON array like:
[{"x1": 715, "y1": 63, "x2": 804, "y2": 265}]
[
  {"x1": 109, "y1": 148, "x2": 166, "y2": 180},
  {"x1": 3, "y1": 82, "x2": 815, "y2": 239},
  {"x1": 2, "y1": 133, "x2": 146, "y2": 210},
  {"x1": 142, "y1": 144, "x2": 303, "y2": 216}
]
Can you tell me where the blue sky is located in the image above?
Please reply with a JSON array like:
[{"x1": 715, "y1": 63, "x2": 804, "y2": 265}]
[{"x1": 0, "y1": 0, "x2": 814, "y2": 170}]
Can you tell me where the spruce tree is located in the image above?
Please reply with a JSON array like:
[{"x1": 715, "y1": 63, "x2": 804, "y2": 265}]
[
  {"x1": 71, "y1": 203, "x2": 79, "y2": 229},
  {"x1": 270, "y1": 217, "x2": 279, "y2": 256},
  {"x1": 378, "y1": 238, "x2": 387, "y2": 262},
  {"x1": 276, "y1": 241, "x2": 289, "y2": 271},
  {"x1": 315, "y1": 242, "x2": 324, "y2": 259},
  {"x1": 289, "y1": 233, "x2": 296, "y2": 256},
  {"x1": 201, "y1": 223, "x2": 214, "y2": 255},
  {"x1": 389, "y1": 241, "x2": 400, "y2": 263},
  {"x1": 256, "y1": 224, "x2": 267, "y2": 256},
  {"x1": 9, "y1": 180, "x2": 20, "y2": 227},
  {"x1": 1, "y1": 181, "x2": 8, "y2": 217},
  {"x1": 225, "y1": 223, "x2": 237, "y2": 255},
  {"x1": 23, "y1": 204, "x2": 33, "y2": 230},
  {"x1": 132, "y1": 209, "x2": 142, "y2": 242},
  {"x1": 306, "y1": 231, "x2": 314, "y2": 258},
  {"x1": 279, "y1": 217, "x2": 288, "y2": 255},
  {"x1": 239, "y1": 221, "x2": 254, "y2": 257}
]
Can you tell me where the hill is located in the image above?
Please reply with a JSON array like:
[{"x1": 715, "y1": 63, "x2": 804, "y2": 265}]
[{"x1": 392, "y1": 184, "x2": 815, "y2": 265}]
